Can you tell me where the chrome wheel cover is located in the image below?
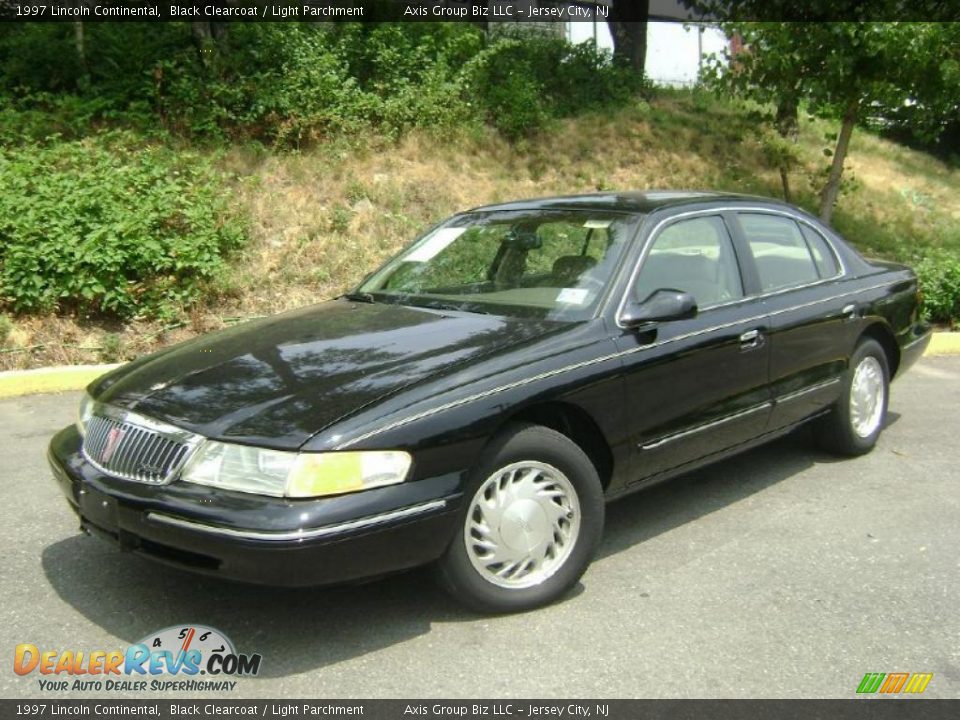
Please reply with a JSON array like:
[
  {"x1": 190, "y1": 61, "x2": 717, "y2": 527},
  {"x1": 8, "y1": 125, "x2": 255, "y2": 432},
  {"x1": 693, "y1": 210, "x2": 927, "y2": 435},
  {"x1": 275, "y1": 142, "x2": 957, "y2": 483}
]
[
  {"x1": 850, "y1": 356, "x2": 885, "y2": 438},
  {"x1": 464, "y1": 461, "x2": 581, "y2": 589}
]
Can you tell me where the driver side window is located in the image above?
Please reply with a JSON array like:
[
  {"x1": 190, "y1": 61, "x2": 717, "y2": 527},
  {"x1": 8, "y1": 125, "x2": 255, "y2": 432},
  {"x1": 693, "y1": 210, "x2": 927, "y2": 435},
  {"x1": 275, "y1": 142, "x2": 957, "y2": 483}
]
[{"x1": 633, "y1": 216, "x2": 743, "y2": 309}]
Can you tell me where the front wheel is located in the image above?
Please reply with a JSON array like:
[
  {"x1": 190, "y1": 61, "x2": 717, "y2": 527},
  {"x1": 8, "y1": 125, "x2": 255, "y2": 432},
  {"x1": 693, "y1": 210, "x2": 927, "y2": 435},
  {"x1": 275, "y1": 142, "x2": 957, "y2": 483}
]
[
  {"x1": 815, "y1": 338, "x2": 890, "y2": 456},
  {"x1": 436, "y1": 424, "x2": 604, "y2": 613}
]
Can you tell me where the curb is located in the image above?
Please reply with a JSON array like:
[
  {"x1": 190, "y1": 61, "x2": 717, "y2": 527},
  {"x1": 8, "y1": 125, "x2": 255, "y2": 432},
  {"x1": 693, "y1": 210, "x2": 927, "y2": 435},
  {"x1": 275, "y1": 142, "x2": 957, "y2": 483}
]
[
  {"x1": 0, "y1": 363, "x2": 122, "y2": 399},
  {"x1": 1, "y1": 332, "x2": 959, "y2": 400},
  {"x1": 926, "y1": 332, "x2": 960, "y2": 357}
]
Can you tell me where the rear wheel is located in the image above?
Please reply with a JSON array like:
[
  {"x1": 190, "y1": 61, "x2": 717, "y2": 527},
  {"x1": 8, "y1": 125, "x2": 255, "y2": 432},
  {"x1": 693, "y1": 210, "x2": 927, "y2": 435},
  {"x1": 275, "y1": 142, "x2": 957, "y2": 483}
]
[
  {"x1": 815, "y1": 338, "x2": 889, "y2": 456},
  {"x1": 436, "y1": 423, "x2": 604, "y2": 613}
]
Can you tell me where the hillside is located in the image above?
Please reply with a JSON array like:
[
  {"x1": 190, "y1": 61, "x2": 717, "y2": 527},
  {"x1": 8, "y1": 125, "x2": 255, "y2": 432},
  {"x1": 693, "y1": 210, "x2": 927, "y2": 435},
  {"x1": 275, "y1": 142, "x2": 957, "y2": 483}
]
[{"x1": 2, "y1": 89, "x2": 958, "y2": 370}]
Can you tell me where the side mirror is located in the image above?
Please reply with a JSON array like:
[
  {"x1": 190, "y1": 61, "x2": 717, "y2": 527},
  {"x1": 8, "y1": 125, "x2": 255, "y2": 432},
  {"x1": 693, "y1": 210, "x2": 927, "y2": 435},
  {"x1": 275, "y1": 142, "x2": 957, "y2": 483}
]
[{"x1": 620, "y1": 289, "x2": 697, "y2": 328}]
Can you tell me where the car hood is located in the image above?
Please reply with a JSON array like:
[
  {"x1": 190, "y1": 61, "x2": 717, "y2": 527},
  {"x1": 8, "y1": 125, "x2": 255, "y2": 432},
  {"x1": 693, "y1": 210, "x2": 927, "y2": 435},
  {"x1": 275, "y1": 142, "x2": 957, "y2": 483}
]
[{"x1": 93, "y1": 300, "x2": 561, "y2": 449}]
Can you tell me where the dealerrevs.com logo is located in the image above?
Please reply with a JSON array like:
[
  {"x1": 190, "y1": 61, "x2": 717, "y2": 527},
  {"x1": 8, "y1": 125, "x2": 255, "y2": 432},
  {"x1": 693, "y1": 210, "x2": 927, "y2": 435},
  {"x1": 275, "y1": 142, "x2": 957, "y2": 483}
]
[
  {"x1": 856, "y1": 672, "x2": 933, "y2": 695},
  {"x1": 14, "y1": 625, "x2": 262, "y2": 692}
]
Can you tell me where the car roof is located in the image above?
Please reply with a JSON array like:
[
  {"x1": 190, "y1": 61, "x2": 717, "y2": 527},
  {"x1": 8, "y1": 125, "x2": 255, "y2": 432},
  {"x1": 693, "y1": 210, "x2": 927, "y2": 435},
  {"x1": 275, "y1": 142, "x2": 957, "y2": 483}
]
[{"x1": 467, "y1": 190, "x2": 785, "y2": 215}]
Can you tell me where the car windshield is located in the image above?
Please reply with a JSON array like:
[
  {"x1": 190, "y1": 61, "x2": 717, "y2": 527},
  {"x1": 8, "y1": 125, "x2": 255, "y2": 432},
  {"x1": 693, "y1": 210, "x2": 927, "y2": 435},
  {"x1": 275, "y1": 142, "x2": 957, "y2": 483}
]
[{"x1": 357, "y1": 209, "x2": 640, "y2": 320}]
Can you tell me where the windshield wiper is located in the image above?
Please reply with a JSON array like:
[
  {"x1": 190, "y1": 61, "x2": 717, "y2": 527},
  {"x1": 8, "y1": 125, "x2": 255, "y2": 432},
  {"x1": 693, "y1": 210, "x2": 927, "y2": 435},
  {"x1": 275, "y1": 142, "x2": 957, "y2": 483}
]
[
  {"x1": 342, "y1": 292, "x2": 377, "y2": 303},
  {"x1": 416, "y1": 301, "x2": 492, "y2": 316}
]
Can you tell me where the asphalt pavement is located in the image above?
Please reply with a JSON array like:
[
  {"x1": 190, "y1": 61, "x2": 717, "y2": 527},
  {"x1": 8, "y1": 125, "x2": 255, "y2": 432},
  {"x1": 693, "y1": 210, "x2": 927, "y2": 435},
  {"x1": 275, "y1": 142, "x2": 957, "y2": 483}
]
[{"x1": 1, "y1": 356, "x2": 958, "y2": 699}]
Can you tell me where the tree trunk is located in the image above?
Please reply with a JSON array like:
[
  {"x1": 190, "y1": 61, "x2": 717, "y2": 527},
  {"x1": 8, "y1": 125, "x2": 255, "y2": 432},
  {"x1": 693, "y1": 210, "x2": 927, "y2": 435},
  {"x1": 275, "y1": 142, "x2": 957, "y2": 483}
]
[
  {"x1": 775, "y1": 93, "x2": 799, "y2": 142},
  {"x1": 606, "y1": 4, "x2": 649, "y2": 77},
  {"x1": 779, "y1": 166, "x2": 792, "y2": 204},
  {"x1": 775, "y1": 92, "x2": 799, "y2": 202},
  {"x1": 73, "y1": 21, "x2": 88, "y2": 86},
  {"x1": 191, "y1": 21, "x2": 213, "y2": 66},
  {"x1": 191, "y1": 22, "x2": 229, "y2": 70},
  {"x1": 73, "y1": 21, "x2": 85, "y2": 64},
  {"x1": 819, "y1": 97, "x2": 860, "y2": 225}
]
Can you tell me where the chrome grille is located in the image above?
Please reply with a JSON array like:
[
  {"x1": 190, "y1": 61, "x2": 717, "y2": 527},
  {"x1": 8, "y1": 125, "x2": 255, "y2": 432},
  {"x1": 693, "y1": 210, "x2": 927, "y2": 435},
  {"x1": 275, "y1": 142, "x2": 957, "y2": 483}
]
[{"x1": 82, "y1": 414, "x2": 193, "y2": 484}]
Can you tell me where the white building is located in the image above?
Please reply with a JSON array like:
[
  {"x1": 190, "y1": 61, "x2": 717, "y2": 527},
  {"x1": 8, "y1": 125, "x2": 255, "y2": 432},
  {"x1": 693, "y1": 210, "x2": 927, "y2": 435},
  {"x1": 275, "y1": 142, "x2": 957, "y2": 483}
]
[
  {"x1": 484, "y1": 1, "x2": 730, "y2": 87},
  {"x1": 564, "y1": 0, "x2": 729, "y2": 87},
  {"x1": 567, "y1": 20, "x2": 729, "y2": 87}
]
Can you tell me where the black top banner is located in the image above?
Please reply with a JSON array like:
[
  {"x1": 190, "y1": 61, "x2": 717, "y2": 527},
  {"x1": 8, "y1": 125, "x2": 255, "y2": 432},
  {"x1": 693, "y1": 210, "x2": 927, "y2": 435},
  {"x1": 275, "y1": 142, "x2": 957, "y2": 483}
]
[{"x1": 0, "y1": 0, "x2": 957, "y2": 23}]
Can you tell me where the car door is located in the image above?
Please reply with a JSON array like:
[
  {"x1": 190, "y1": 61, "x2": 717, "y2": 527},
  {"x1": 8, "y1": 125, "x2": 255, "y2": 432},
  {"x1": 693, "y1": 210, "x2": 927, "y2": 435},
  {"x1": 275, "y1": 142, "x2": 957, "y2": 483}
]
[
  {"x1": 730, "y1": 211, "x2": 854, "y2": 432},
  {"x1": 614, "y1": 212, "x2": 773, "y2": 486}
]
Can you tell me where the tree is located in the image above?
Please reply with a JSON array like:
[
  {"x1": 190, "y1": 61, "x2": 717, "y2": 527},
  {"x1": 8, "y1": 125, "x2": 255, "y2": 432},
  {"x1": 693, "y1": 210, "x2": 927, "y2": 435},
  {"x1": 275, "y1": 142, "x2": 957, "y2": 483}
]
[
  {"x1": 702, "y1": 24, "x2": 808, "y2": 202},
  {"x1": 873, "y1": 23, "x2": 960, "y2": 157},
  {"x1": 606, "y1": 0, "x2": 650, "y2": 77},
  {"x1": 704, "y1": 21, "x2": 950, "y2": 224},
  {"x1": 689, "y1": 1, "x2": 960, "y2": 222}
]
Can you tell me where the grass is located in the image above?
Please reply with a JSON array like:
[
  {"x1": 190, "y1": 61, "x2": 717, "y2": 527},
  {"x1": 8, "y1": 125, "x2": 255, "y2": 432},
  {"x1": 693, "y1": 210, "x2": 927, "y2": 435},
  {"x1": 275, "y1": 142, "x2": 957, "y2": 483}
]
[{"x1": 2, "y1": 89, "x2": 959, "y2": 370}]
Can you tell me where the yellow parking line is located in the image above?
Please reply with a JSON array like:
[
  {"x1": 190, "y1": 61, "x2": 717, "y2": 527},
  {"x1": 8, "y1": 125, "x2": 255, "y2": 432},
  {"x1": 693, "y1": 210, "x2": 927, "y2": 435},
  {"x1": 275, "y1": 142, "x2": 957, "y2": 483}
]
[
  {"x1": 0, "y1": 364, "x2": 121, "y2": 399},
  {"x1": 926, "y1": 332, "x2": 960, "y2": 356}
]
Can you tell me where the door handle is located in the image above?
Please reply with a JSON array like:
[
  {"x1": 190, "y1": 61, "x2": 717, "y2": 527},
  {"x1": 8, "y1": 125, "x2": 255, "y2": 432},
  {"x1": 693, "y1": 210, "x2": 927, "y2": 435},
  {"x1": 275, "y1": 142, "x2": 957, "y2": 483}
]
[
  {"x1": 842, "y1": 303, "x2": 858, "y2": 320},
  {"x1": 740, "y1": 329, "x2": 762, "y2": 349}
]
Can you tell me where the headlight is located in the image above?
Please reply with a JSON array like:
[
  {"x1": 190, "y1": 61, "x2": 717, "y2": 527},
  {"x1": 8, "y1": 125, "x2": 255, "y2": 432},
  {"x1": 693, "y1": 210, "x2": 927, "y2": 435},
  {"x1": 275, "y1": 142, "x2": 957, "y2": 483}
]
[
  {"x1": 179, "y1": 441, "x2": 412, "y2": 498},
  {"x1": 76, "y1": 393, "x2": 95, "y2": 437}
]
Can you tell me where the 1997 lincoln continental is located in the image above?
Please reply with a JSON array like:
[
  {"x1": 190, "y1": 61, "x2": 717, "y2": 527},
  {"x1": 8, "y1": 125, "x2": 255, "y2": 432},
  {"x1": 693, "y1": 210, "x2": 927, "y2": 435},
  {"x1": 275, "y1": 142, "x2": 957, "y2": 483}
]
[{"x1": 49, "y1": 192, "x2": 931, "y2": 612}]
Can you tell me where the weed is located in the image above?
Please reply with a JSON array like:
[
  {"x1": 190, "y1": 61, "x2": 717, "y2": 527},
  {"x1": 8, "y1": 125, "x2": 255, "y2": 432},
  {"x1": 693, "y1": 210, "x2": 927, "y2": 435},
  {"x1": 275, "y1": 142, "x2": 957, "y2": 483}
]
[
  {"x1": 329, "y1": 205, "x2": 353, "y2": 234},
  {"x1": 99, "y1": 333, "x2": 123, "y2": 363},
  {"x1": 0, "y1": 314, "x2": 11, "y2": 346}
]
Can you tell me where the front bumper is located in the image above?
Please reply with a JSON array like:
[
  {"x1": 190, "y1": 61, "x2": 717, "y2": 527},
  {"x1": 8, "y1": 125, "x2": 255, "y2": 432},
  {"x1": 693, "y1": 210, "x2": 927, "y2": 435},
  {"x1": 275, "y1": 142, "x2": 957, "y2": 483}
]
[{"x1": 48, "y1": 426, "x2": 462, "y2": 587}]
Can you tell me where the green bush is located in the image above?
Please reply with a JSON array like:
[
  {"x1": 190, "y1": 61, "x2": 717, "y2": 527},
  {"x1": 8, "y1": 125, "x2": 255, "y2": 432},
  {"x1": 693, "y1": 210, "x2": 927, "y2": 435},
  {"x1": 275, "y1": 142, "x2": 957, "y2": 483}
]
[
  {"x1": 0, "y1": 22, "x2": 189, "y2": 141},
  {"x1": 148, "y1": 24, "x2": 481, "y2": 145},
  {"x1": 916, "y1": 253, "x2": 960, "y2": 326},
  {"x1": 238, "y1": 27, "x2": 370, "y2": 144},
  {"x1": 463, "y1": 36, "x2": 642, "y2": 140},
  {"x1": 463, "y1": 40, "x2": 549, "y2": 140},
  {"x1": 152, "y1": 25, "x2": 366, "y2": 144},
  {"x1": 0, "y1": 93, "x2": 117, "y2": 144},
  {"x1": 0, "y1": 133, "x2": 246, "y2": 321}
]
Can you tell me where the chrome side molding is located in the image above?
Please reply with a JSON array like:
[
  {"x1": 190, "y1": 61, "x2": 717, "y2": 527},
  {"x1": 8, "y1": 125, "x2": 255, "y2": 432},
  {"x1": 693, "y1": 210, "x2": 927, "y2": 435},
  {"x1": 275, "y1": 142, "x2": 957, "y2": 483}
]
[{"x1": 640, "y1": 402, "x2": 773, "y2": 451}]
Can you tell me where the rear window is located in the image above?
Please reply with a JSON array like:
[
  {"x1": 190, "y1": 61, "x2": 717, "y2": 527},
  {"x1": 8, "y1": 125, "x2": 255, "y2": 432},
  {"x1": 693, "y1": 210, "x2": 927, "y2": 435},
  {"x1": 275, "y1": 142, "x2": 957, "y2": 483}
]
[
  {"x1": 739, "y1": 213, "x2": 820, "y2": 291},
  {"x1": 800, "y1": 224, "x2": 841, "y2": 278}
]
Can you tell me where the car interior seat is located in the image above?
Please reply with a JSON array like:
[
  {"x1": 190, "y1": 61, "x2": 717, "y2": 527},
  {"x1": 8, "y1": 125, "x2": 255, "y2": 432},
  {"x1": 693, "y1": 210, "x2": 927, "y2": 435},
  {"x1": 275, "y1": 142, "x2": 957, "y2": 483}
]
[
  {"x1": 634, "y1": 253, "x2": 726, "y2": 307},
  {"x1": 551, "y1": 255, "x2": 597, "y2": 286}
]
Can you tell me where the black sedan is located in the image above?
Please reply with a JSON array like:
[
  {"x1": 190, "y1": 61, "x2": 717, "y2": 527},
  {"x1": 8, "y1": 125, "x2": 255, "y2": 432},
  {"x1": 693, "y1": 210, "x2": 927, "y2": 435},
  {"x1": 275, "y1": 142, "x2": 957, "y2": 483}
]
[{"x1": 48, "y1": 191, "x2": 931, "y2": 612}]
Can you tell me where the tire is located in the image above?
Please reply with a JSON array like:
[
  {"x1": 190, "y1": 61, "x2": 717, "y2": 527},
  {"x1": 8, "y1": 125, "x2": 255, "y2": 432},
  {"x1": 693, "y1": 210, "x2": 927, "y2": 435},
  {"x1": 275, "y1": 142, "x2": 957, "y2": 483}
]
[
  {"x1": 814, "y1": 338, "x2": 890, "y2": 456},
  {"x1": 436, "y1": 423, "x2": 605, "y2": 613}
]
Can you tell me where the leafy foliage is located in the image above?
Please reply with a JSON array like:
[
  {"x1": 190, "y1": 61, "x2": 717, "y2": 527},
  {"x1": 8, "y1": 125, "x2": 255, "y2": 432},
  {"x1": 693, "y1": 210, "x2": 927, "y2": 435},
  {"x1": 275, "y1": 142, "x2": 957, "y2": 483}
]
[
  {"x1": 463, "y1": 36, "x2": 642, "y2": 140},
  {"x1": 0, "y1": 23, "x2": 639, "y2": 146},
  {"x1": 0, "y1": 134, "x2": 246, "y2": 321},
  {"x1": 699, "y1": 16, "x2": 959, "y2": 221},
  {"x1": 916, "y1": 253, "x2": 960, "y2": 326}
]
